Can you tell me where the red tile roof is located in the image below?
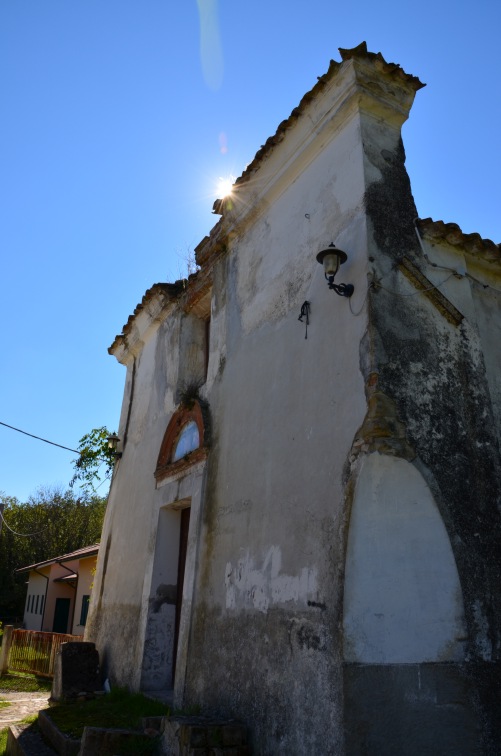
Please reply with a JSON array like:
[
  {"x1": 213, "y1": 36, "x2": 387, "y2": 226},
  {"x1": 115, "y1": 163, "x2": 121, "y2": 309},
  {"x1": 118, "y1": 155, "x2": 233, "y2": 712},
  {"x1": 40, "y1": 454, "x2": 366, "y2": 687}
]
[{"x1": 417, "y1": 218, "x2": 500, "y2": 263}]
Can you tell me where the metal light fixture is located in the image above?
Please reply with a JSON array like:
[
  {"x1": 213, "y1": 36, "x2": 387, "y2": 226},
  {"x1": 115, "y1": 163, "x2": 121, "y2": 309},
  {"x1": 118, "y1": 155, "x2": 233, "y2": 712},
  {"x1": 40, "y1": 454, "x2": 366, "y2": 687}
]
[
  {"x1": 316, "y1": 243, "x2": 354, "y2": 297},
  {"x1": 107, "y1": 433, "x2": 122, "y2": 458}
]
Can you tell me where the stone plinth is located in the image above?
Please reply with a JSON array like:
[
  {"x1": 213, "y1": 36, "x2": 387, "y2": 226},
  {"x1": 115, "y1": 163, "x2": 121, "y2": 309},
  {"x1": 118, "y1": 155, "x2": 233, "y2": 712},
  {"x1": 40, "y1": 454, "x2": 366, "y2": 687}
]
[{"x1": 51, "y1": 642, "x2": 100, "y2": 702}]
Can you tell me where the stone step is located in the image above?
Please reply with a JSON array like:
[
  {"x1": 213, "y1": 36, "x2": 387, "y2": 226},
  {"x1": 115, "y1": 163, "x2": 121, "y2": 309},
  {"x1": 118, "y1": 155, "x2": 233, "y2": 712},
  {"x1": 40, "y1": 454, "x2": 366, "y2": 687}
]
[
  {"x1": 6, "y1": 723, "x2": 57, "y2": 756},
  {"x1": 20, "y1": 709, "x2": 164, "y2": 756}
]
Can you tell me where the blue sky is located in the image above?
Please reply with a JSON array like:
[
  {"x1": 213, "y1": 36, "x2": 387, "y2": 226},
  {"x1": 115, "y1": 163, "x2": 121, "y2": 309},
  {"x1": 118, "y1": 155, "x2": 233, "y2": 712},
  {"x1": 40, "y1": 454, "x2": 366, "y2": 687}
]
[{"x1": 1, "y1": 0, "x2": 500, "y2": 502}]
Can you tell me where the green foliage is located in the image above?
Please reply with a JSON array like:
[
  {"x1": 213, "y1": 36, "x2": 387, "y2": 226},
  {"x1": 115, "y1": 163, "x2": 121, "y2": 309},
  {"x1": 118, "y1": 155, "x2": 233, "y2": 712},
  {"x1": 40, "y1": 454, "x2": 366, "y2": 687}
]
[
  {"x1": 48, "y1": 687, "x2": 168, "y2": 739},
  {"x1": 70, "y1": 426, "x2": 116, "y2": 495},
  {"x1": 0, "y1": 487, "x2": 106, "y2": 624}
]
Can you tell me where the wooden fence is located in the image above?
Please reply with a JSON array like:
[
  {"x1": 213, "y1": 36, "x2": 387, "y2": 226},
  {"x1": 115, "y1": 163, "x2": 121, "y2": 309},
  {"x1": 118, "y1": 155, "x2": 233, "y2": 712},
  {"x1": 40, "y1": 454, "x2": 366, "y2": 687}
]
[{"x1": 2, "y1": 628, "x2": 83, "y2": 678}]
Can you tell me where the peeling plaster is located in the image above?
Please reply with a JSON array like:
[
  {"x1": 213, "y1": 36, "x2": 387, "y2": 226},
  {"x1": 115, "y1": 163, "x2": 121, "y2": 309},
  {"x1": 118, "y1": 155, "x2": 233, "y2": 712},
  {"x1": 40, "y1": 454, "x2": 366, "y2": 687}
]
[{"x1": 225, "y1": 546, "x2": 318, "y2": 613}]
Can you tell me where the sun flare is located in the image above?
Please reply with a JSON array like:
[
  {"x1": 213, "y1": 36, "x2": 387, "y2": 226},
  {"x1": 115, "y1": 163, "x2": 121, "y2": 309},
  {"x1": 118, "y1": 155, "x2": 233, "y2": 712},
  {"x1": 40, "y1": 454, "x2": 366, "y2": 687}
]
[{"x1": 216, "y1": 175, "x2": 235, "y2": 198}]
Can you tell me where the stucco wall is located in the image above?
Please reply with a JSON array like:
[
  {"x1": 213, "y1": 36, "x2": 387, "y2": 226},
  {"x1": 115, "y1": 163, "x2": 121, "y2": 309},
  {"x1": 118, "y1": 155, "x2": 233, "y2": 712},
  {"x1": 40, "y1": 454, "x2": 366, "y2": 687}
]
[
  {"x1": 88, "y1": 78, "x2": 370, "y2": 752},
  {"x1": 355, "y1": 105, "x2": 501, "y2": 752},
  {"x1": 344, "y1": 453, "x2": 466, "y2": 663},
  {"x1": 72, "y1": 557, "x2": 96, "y2": 636},
  {"x1": 41, "y1": 563, "x2": 75, "y2": 633},
  {"x1": 182, "y1": 123, "x2": 369, "y2": 751},
  {"x1": 23, "y1": 570, "x2": 47, "y2": 631},
  {"x1": 86, "y1": 305, "x2": 210, "y2": 691},
  {"x1": 87, "y1": 48, "x2": 501, "y2": 755}
]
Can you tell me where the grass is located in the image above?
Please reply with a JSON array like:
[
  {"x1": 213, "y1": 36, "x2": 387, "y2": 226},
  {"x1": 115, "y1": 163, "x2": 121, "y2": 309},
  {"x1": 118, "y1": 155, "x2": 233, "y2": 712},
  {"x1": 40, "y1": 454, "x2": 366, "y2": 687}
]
[
  {"x1": 0, "y1": 673, "x2": 52, "y2": 693},
  {"x1": 0, "y1": 683, "x2": 167, "y2": 755},
  {"x1": 47, "y1": 687, "x2": 168, "y2": 739},
  {"x1": 0, "y1": 673, "x2": 50, "y2": 756}
]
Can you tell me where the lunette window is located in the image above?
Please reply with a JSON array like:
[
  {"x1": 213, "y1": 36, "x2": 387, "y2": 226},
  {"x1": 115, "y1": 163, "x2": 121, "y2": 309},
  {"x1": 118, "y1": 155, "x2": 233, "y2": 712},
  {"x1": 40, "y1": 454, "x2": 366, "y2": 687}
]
[{"x1": 172, "y1": 421, "x2": 200, "y2": 461}]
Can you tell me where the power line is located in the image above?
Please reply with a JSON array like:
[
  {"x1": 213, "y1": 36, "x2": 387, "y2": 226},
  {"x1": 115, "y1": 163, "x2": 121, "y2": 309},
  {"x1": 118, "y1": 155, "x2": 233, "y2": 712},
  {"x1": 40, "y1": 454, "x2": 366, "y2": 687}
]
[
  {"x1": 0, "y1": 421, "x2": 80, "y2": 455},
  {"x1": 95, "y1": 473, "x2": 112, "y2": 492},
  {"x1": 0, "y1": 508, "x2": 48, "y2": 537}
]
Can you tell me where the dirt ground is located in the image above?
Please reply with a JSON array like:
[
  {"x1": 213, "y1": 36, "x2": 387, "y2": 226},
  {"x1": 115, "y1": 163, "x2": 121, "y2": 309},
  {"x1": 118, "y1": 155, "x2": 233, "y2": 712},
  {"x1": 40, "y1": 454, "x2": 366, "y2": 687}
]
[{"x1": 0, "y1": 690, "x2": 50, "y2": 728}]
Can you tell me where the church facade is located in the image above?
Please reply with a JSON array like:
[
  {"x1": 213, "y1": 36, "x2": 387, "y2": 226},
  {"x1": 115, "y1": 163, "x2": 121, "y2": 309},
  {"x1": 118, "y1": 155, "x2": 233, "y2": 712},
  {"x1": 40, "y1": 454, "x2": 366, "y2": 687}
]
[{"x1": 86, "y1": 44, "x2": 501, "y2": 754}]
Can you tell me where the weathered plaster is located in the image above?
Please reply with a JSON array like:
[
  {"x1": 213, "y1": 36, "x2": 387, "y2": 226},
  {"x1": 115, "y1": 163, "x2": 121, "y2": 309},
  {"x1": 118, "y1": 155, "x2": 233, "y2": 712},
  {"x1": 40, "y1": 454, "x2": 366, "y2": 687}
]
[
  {"x1": 344, "y1": 453, "x2": 466, "y2": 663},
  {"x1": 224, "y1": 546, "x2": 318, "y2": 613},
  {"x1": 87, "y1": 43, "x2": 501, "y2": 755}
]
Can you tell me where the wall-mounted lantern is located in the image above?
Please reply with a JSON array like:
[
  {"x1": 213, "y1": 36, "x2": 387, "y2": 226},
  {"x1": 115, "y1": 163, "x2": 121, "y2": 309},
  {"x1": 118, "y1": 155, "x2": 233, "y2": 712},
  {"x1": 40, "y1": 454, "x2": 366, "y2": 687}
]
[
  {"x1": 107, "y1": 433, "x2": 122, "y2": 458},
  {"x1": 316, "y1": 243, "x2": 354, "y2": 297}
]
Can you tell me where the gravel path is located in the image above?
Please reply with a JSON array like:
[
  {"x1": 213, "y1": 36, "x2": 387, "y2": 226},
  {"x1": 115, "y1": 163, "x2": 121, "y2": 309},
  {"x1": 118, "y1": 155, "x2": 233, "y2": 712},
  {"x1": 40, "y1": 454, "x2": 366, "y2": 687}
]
[{"x1": 0, "y1": 690, "x2": 50, "y2": 727}]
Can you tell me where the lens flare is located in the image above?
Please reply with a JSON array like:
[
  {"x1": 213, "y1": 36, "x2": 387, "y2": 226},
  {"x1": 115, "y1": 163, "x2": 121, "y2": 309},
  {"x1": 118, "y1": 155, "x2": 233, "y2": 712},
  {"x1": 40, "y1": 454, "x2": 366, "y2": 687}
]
[
  {"x1": 219, "y1": 131, "x2": 228, "y2": 155},
  {"x1": 216, "y1": 175, "x2": 235, "y2": 198},
  {"x1": 197, "y1": 0, "x2": 223, "y2": 91}
]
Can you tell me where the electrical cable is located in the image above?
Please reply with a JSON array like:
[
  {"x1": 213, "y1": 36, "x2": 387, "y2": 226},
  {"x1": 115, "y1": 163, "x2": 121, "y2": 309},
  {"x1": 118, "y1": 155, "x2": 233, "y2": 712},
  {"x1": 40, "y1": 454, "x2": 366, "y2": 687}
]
[
  {"x1": 349, "y1": 266, "x2": 454, "y2": 315},
  {"x1": 0, "y1": 420, "x2": 112, "y2": 465},
  {"x1": 349, "y1": 282, "x2": 372, "y2": 316},
  {"x1": 414, "y1": 219, "x2": 490, "y2": 290},
  {"x1": 0, "y1": 421, "x2": 80, "y2": 454},
  {"x1": 0, "y1": 509, "x2": 48, "y2": 537},
  {"x1": 376, "y1": 272, "x2": 455, "y2": 297},
  {"x1": 94, "y1": 473, "x2": 112, "y2": 492}
]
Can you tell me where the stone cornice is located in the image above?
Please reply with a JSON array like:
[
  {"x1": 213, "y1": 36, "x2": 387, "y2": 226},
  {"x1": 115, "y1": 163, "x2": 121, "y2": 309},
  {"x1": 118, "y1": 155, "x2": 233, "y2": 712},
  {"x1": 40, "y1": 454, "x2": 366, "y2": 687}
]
[
  {"x1": 109, "y1": 282, "x2": 184, "y2": 364},
  {"x1": 228, "y1": 42, "x2": 423, "y2": 199},
  {"x1": 109, "y1": 268, "x2": 216, "y2": 364},
  {"x1": 417, "y1": 218, "x2": 501, "y2": 266},
  {"x1": 200, "y1": 42, "x2": 424, "y2": 268}
]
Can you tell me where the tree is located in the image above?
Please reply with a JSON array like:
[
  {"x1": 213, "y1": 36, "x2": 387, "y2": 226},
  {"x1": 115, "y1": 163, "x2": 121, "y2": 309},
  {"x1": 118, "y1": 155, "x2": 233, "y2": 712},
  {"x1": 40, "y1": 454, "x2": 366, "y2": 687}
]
[
  {"x1": 70, "y1": 426, "x2": 116, "y2": 495},
  {"x1": 0, "y1": 487, "x2": 106, "y2": 624}
]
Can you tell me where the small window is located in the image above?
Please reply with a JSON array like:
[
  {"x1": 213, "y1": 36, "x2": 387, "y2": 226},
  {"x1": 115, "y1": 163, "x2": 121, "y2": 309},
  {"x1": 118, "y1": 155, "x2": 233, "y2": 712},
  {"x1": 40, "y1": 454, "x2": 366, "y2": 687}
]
[
  {"x1": 35, "y1": 595, "x2": 39, "y2": 614},
  {"x1": 26, "y1": 594, "x2": 31, "y2": 613},
  {"x1": 172, "y1": 421, "x2": 200, "y2": 462},
  {"x1": 155, "y1": 400, "x2": 208, "y2": 483},
  {"x1": 40, "y1": 595, "x2": 44, "y2": 615},
  {"x1": 80, "y1": 595, "x2": 90, "y2": 626}
]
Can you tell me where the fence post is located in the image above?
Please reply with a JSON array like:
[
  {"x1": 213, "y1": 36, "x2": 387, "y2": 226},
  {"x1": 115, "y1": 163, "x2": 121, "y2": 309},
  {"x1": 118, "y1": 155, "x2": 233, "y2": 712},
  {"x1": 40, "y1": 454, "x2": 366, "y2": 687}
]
[{"x1": 0, "y1": 625, "x2": 14, "y2": 675}]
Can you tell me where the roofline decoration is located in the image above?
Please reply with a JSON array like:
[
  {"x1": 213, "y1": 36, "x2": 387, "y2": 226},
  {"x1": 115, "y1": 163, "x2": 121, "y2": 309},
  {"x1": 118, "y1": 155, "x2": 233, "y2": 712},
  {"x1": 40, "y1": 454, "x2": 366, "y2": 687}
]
[
  {"x1": 110, "y1": 45, "x2": 499, "y2": 359},
  {"x1": 205, "y1": 42, "x2": 425, "y2": 266},
  {"x1": 417, "y1": 218, "x2": 501, "y2": 265},
  {"x1": 212, "y1": 41, "x2": 424, "y2": 213},
  {"x1": 109, "y1": 282, "x2": 185, "y2": 359},
  {"x1": 16, "y1": 544, "x2": 100, "y2": 574}
]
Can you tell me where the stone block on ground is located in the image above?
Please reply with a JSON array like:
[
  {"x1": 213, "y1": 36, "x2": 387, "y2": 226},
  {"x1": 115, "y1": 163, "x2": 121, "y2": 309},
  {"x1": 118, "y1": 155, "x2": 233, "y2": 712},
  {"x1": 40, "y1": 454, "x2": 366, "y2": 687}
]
[
  {"x1": 79, "y1": 726, "x2": 160, "y2": 755},
  {"x1": 161, "y1": 716, "x2": 250, "y2": 755},
  {"x1": 51, "y1": 642, "x2": 100, "y2": 702}
]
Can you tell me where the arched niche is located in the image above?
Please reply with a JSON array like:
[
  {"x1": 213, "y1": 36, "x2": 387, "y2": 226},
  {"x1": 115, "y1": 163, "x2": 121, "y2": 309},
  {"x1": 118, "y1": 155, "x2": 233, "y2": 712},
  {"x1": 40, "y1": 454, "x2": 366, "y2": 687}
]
[{"x1": 343, "y1": 453, "x2": 467, "y2": 663}]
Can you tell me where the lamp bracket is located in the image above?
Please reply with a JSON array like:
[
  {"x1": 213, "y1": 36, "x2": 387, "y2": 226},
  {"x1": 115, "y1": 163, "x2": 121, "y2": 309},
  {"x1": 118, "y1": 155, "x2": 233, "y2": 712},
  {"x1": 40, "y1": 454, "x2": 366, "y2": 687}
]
[{"x1": 326, "y1": 275, "x2": 354, "y2": 297}]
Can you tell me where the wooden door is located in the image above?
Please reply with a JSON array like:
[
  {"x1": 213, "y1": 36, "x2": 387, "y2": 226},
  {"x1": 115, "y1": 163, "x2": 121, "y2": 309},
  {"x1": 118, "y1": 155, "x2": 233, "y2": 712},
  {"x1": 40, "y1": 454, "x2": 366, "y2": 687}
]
[
  {"x1": 172, "y1": 507, "x2": 190, "y2": 683},
  {"x1": 52, "y1": 598, "x2": 70, "y2": 633}
]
